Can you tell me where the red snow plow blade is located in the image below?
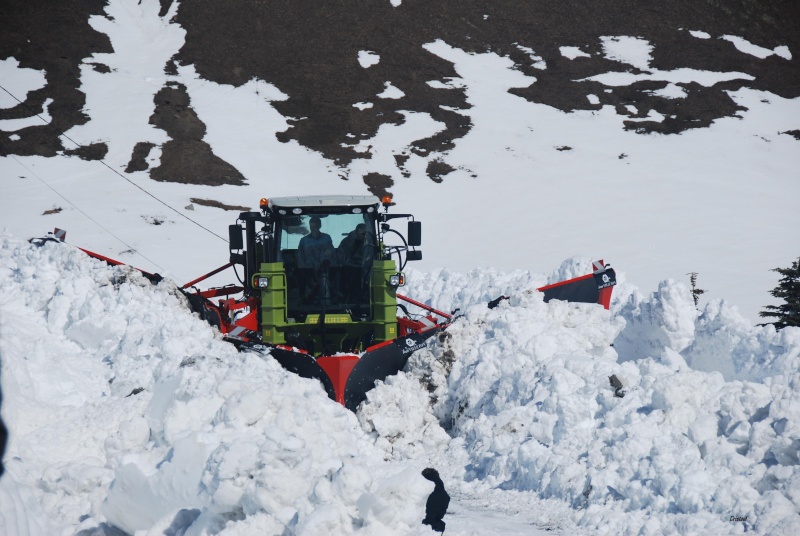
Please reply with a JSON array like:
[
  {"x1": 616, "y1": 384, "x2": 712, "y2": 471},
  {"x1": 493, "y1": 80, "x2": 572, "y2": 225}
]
[
  {"x1": 266, "y1": 324, "x2": 442, "y2": 411},
  {"x1": 538, "y1": 260, "x2": 616, "y2": 309}
]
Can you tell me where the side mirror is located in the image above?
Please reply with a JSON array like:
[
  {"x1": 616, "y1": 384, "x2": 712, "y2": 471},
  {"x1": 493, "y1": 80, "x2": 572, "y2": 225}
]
[
  {"x1": 407, "y1": 250, "x2": 422, "y2": 261},
  {"x1": 229, "y1": 224, "x2": 244, "y2": 251},
  {"x1": 407, "y1": 221, "x2": 422, "y2": 247}
]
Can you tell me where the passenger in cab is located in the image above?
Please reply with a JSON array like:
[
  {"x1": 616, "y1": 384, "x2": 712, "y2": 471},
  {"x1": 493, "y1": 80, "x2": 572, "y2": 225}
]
[{"x1": 337, "y1": 223, "x2": 371, "y2": 266}]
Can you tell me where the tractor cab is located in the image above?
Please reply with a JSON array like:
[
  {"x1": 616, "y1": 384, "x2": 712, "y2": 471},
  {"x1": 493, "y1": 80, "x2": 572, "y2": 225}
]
[{"x1": 228, "y1": 195, "x2": 422, "y2": 356}]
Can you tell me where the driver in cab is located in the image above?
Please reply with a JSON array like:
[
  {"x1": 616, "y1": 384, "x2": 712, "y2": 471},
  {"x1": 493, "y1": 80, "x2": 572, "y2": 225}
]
[{"x1": 298, "y1": 216, "x2": 335, "y2": 270}]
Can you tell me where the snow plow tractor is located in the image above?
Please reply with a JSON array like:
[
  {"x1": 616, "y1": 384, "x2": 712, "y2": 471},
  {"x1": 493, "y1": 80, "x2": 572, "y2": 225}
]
[
  {"x1": 182, "y1": 195, "x2": 446, "y2": 411},
  {"x1": 38, "y1": 194, "x2": 616, "y2": 411}
]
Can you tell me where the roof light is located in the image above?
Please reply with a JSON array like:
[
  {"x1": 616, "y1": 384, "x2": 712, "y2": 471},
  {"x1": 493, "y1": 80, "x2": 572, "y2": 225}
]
[
  {"x1": 381, "y1": 195, "x2": 392, "y2": 206},
  {"x1": 260, "y1": 198, "x2": 269, "y2": 209}
]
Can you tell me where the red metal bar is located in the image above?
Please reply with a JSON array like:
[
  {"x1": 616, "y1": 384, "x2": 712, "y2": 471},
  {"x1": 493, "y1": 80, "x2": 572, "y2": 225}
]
[
  {"x1": 195, "y1": 285, "x2": 244, "y2": 298},
  {"x1": 77, "y1": 247, "x2": 160, "y2": 280},
  {"x1": 182, "y1": 263, "x2": 234, "y2": 289},
  {"x1": 537, "y1": 272, "x2": 594, "y2": 291},
  {"x1": 77, "y1": 247, "x2": 125, "y2": 266},
  {"x1": 396, "y1": 293, "x2": 452, "y2": 320}
]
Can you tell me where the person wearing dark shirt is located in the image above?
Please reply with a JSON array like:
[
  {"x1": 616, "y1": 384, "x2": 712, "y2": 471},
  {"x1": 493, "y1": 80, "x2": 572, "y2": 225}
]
[{"x1": 298, "y1": 216, "x2": 335, "y2": 269}]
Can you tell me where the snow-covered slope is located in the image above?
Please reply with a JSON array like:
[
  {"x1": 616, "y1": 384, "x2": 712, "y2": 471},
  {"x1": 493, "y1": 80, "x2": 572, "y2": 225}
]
[{"x1": 2, "y1": 235, "x2": 799, "y2": 534}]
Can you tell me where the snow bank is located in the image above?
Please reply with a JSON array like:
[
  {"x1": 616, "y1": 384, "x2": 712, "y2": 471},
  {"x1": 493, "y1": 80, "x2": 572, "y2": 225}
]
[
  {"x1": 0, "y1": 234, "x2": 435, "y2": 535},
  {"x1": 2, "y1": 238, "x2": 799, "y2": 535},
  {"x1": 369, "y1": 259, "x2": 800, "y2": 535}
]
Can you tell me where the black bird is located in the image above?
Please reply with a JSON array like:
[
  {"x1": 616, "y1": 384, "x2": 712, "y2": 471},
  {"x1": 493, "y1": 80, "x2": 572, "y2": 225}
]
[{"x1": 422, "y1": 467, "x2": 450, "y2": 533}]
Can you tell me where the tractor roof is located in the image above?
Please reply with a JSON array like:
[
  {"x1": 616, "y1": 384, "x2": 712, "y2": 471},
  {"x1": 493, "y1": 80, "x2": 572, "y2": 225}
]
[{"x1": 268, "y1": 195, "x2": 380, "y2": 209}]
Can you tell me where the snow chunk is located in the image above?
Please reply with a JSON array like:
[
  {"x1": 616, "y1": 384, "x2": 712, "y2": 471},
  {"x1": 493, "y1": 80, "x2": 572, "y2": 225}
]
[
  {"x1": 0, "y1": 98, "x2": 52, "y2": 131},
  {"x1": 516, "y1": 44, "x2": 547, "y2": 69},
  {"x1": 722, "y1": 35, "x2": 793, "y2": 60},
  {"x1": 586, "y1": 94, "x2": 600, "y2": 105},
  {"x1": 426, "y1": 77, "x2": 466, "y2": 90},
  {"x1": 358, "y1": 50, "x2": 380, "y2": 68},
  {"x1": 689, "y1": 30, "x2": 711, "y2": 39},
  {"x1": 353, "y1": 101, "x2": 374, "y2": 110},
  {"x1": 646, "y1": 83, "x2": 687, "y2": 99},
  {"x1": 559, "y1": 46, "x2": 591, "y2": 60},
  {"x1": 582, "y1": 68, "x2": 754, "y2": 87},
  {"x1": 600, "y1": 36, "x2": 653, "y2": 70},
  {"x1": 377, "y1": 82, "x2": 405, "y2": 99},
  {"x1": 0, "y1": 58, "x2": 46, "y2": 109}
]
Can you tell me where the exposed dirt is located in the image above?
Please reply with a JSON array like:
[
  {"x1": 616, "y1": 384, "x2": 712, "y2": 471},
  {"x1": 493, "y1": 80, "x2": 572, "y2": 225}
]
[
  {"x1": 65, "y1": 142, "x2": 107, "y2": 161},
  {"x1": 1, "y1": 0, "x2": 799, "y2": 188},
  {"x1": 148, "y1": 83, "x2": 246, "y2": 186},
  {"x1": 189, "y1": 198, "x2": 252, "y2": 211},
  {"x1": 0, "y1": 0, "x2": 111, "y2": 157},
  {"x1": 125, "y1": 142, "x2": 156, "y2": 173},
  {"x1": 172, "y1": 0, "x2": 800, "y2": 172},
  {"x1": 363, "y1": 172, "x2": 395, "y2": 198}
]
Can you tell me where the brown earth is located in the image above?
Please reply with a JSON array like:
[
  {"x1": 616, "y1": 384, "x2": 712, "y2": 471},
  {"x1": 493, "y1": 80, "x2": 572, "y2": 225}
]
[{"x1": 1, "y1": 0, "x2": 799, "y2": 188}]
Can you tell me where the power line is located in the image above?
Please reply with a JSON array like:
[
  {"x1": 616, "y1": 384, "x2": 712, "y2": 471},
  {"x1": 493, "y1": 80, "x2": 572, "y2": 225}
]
[
  {"x1": 8, "y1": 154, "x2": 171, "y2": 275},
  {"x1": 0, "y1": 83, "x2": 229, "y2": 243}
]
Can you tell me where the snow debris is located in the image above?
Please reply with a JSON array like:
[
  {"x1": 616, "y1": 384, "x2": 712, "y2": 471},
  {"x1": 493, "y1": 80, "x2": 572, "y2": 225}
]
[
  {"x1": 2, "y1": 237, "x2": 800, "y2": 534},
  {"x1": 358, "y1": 51, "x2": 381, "y2": 68},
  {"x1": 378, "y1": 82, "x2": 405, "y2": 99},
  {"x1": 0, "y1": 235, "x2": 434, "y2": 535},
  {"x1": 516, "y1": 44, "x2": 547, "y2": 69},
  {"x1": 0, "y1": 58, "x2": 47, "y2": 110},
  {"x1": 721, "y1": 36, "x2": 792, "y2": 60},
  {"x1": 646, "y1": 83, "x2": 688, "y2": 99},
  {"x1": 600, "y1": 36, "x2": 654, "y2": 70},
  {"x1": 559, "y1": 46, "x2": 591, "y2": 60},
  {"x1": 689, "y1": 30, "x2": 712, "y2": 39},
  {"x1": 0, "y1": 98, "x2": 52, "y2": 131}
]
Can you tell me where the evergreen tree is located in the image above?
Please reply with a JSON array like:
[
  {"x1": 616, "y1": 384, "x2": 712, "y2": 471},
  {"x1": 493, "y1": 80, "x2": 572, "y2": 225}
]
[{"x1": 759, "y1": 257, "x2": 800, "y2": 330}]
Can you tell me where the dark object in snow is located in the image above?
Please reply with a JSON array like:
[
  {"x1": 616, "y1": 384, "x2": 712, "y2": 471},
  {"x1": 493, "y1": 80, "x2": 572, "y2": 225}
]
[
  {"x1": 609, "y1": 374, "x2": 626, "y2": 398},
  {"x1": 126, "y1": 387, "x2": 145, "y2": 397},
  {"x1": 422, "y1": 467, "x2": 450, "y2": 533},
  {"x1": 0, "y1": 386, "x2": 6, "y2": 476},
  {"x1": 687, "y1": 272, "x2": 706, "y2": 309},
  {"x1": 488, "y1": 295, "x2": 509, "y2": 309}
]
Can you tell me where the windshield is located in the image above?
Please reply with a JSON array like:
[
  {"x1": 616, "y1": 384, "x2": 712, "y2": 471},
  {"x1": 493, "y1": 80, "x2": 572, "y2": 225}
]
[
  {"x1": 278, "y1": 213, "x2": 371, "y2": 250},
  {"x1": 277, "y1": 212, "x2": 377, "y2": 320}
]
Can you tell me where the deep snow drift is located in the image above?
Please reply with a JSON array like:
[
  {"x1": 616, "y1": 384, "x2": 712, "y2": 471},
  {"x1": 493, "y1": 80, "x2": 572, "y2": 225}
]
[{"x1": 1, "y1": 235, "x2": 799, "y2": 535}]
